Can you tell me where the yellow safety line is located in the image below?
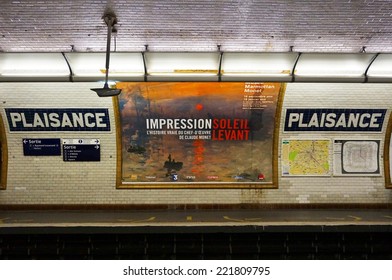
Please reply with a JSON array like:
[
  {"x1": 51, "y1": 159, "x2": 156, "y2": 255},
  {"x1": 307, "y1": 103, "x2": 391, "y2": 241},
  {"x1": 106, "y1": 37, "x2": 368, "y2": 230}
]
[
  {"x1": 347, "y1": 215, "x2": 362, "y2": 221},
  {"x1": 223, "y1": 216, "x2": 263, "y2": 222},
  {"x1": 0, "y1": 217, "x2": 10, "y2": 224},
  {"x1": 12, "y1": 219, "x2": 34, "y2": 223},
  {"x1": 325, "y1": 217, "x2": 346, "y2": 221},
  {"x1": 116, "y1": 216, "x2": 156, "y2": 223}
]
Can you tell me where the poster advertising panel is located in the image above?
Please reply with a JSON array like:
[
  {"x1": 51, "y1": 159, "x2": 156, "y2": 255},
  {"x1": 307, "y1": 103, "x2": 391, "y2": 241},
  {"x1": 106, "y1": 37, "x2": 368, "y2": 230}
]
[{"x1": 116, "y1": 82, "x2": 283, "y2": 188}]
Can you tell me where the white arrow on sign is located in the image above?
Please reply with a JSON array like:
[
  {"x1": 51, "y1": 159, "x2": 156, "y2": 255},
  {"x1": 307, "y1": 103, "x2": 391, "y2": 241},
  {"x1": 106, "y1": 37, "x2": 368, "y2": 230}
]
[{"x1": 63, "y1": 138, "x2": 100, "y2": 145}]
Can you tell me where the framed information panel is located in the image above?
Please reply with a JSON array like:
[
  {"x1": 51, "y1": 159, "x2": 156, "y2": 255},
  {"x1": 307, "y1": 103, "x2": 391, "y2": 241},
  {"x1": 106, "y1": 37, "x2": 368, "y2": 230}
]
[
  {"x1": 115, "y1": 82, "x2": 284, "y2": 188},
  {"x1": 333, "y1": 139, "x2": 380, "y2": 176},
  {"x1": 281, "y1": 139, "x2": 331, "y2": 176}
]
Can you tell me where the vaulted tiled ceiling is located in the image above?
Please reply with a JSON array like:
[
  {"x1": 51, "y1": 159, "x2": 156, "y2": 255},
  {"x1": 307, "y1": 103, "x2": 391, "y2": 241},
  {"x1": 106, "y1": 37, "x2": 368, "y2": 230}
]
[{"x1": 1, "y1": 0, "x2": 392, "y2": 53}]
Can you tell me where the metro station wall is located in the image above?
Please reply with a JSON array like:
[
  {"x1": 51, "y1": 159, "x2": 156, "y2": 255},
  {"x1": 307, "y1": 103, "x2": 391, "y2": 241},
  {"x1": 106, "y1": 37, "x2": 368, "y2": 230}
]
[
  {"x1": 0, "y1": 82, "x2": 391, "y2": 206},
  {"x1": 278, "y1": 83, "x2": 392, "y2": 204}
]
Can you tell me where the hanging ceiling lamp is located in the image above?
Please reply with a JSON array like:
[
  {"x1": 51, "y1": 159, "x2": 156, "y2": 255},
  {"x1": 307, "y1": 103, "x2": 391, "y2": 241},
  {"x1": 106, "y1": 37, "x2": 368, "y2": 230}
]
[{"x1": 91, "y1": 10, "x2": 122, "y2": 97}]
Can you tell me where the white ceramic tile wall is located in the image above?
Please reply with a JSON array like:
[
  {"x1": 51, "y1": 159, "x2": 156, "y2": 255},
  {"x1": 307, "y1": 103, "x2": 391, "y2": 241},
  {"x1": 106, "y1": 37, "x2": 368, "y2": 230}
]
[{"x1": 1, "y1": 82, "x2": 391, "y2": 205}]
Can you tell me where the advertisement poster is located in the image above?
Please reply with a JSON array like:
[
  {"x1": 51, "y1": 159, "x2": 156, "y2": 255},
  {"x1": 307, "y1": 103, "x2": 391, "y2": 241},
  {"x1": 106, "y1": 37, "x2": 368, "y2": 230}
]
[{"x1": 116, "y1": 82, "x2": 282, "y2": 186}]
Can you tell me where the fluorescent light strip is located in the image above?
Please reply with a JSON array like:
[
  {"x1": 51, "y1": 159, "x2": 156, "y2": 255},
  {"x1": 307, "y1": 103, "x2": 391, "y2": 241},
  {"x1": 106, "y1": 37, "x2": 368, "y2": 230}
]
[
  {"x1": 74, "y1": 73, "x2": 144, "y2": 77},
  {"x1": 367, "y1": 74, "x2": 392, "y2": 77},
  {"x1": 295, "y1": 73, "x2": 364, "y2": 77},
  {"x1": 222, "y1": 73, "x2": 291, "y2": 77},
  {"x1": 148, "y1": 72, "x2": 218, "y2": 76},
  {"x1": 1, "y1": 73, "x2": 69, "y2": 77}
]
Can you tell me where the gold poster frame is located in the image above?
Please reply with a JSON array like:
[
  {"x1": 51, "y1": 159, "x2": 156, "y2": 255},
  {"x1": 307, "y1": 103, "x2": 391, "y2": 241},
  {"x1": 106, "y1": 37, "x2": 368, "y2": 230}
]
[
  {"x1": 0, "y1": 115, "x2": 8, "y2": 190},
  {"x1": 384, "y1": 112, "x2": 392, "y2": 189},
  {"x1": 115, "y1": 82, "x2": 286, "y2": 189}
]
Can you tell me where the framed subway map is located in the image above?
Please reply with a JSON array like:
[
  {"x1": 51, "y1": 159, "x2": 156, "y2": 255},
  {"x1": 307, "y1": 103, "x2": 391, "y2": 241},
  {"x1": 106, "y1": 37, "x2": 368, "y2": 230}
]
[
  {"x1": 333, "y1": 140, "x2": 381, "y2": 176},
  {"x1": 281, "y1": 139, "x2": 330, "y2": 176}
]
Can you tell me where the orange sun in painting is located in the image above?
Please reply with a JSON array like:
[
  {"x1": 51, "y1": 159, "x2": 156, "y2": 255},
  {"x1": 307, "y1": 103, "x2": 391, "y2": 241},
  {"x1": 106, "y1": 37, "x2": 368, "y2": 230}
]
[{"x1": 195, "y1": 103, "x2": 203, "y2": 111}]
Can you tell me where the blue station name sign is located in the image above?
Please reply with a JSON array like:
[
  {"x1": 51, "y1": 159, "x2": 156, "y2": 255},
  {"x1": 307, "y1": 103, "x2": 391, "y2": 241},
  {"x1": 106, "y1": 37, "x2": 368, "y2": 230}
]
[
  {"x1": 5, "y1": 108, "x2": 110, "y2": 132},
  {"x1": 284, "y1": 108, "x2": 387, "y2": 132}
]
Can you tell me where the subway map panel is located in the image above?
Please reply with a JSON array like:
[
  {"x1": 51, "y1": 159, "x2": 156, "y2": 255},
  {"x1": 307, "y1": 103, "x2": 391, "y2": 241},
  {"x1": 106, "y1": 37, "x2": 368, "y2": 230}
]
[{"x1": 282, "y1": 139, "x2": 330, "y2": 176}]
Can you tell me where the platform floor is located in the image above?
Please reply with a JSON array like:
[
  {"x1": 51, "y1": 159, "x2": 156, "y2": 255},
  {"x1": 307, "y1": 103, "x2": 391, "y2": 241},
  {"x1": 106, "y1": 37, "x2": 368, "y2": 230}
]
[
  {"x1": 1, "y1": 208, "x2": 392, "y2": 234},
  {"x1": 1, "y1": 208, "x2": 392, "y2": 259}
]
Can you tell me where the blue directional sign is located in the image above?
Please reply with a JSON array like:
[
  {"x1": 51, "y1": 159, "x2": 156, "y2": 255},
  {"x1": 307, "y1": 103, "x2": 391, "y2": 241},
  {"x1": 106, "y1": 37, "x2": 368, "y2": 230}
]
[
  {"x1": 62, "y1": 139, "x2": 100, "y2": 162},
  {"x1": 23, "y1": 138, "x2": 61, "y2": 156}
]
